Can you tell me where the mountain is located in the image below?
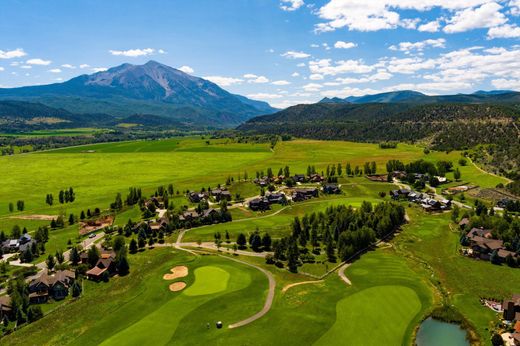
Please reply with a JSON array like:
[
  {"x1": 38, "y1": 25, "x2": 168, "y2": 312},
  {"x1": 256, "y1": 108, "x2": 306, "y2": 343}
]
[
  {"x1": 319, "y1": 90, "x2": 520, "y2": 104},
  {"x1": 0, "y1": 61, "x2": 277, "y2": 128}
]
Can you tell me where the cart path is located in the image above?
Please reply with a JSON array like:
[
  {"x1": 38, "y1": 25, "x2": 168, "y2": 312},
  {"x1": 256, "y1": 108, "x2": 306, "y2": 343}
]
[
  {"x1": 338, "y1": 263, "x2": 352, "y2": 285},
  {"x1": 282, "y1": 280, "x2": 324, "y2": 293},
  {"x1": 223, "y1": 255, "x2": 276, "y2": 329}
]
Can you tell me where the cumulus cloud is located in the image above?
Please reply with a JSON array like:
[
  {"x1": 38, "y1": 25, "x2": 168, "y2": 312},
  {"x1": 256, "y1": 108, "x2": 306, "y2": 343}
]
[
  {"x1": 61, "y1": 64, "x2": 76, "y2": 69},
  {"x1": 302, "y1": 83, "x2": 324, "y2": 91},
  {"x1": 418, "y1": 20, "x2": 441, "y2": 32},
  {"x1": 281, "y1": 51, "x2": 311, "y2": 59},
  {"x1": 48, "y1": 68, "x2": 62, "y2": 73},
  {"x1": 0, "y1": 48, "x2": 27, "y2": 59},
  {"x1": 109, "y1": 48, "x2": 156, "y2": 57},
  {"x1": 491, "y1": 78, "x2": 520, "y2": 89},
  {"x1": 309, "y1": 74, "x2": 324, "y2": 80},
  {"x1": 204, "y1": 76, "x2": 243, "y2": 87},
  {"x1": 26, "y1": 58, "x2": 51, "y2": 65},
  {"x1": 178, "y1": 65, "x2": 194, "y2": 74},
  {"x1": 309, "y1": 58, "x2": 374, "y2": 76},
  {"x1": 247, "y1": 93, "x2": 283, "y2": 99},
  {"x1": 291, "y1": 72, "x2": 300, "y2": 77},
  {"x1": 314, "y1": 0, "x2": 504, "y2": 33},
  {"x1": 79, "y1": 64, "x2": 90, "y2": 69},
  {"x1": 243, "y1": 74, "x2": 270, "y2": 83},
  {"x1": 0, "y1": 67, "x2": 4, "y2": 71},
  {"x1": 272, "y1": 80, "x2": 291, "y2": 85},
  {"x1": 389, "y1": 38, "x2": 446, "y2": 54},
  {"x1": 443, "y1": 2, "x2": 507, "y2": 33},
  {"x1": 20, "y1": 65, "x2": 32, "y2": 69},
  {"x1": 487, "y1": 24, "x2": 520, "y2": 38},
  {"x1": 91, "y1": 67, "x2": 108, "y2": 72},
  {"x1": 334, "y1": 41, "x2": 357, "y2": 49},
  {"x1": 280, "y1": 0, "x2": 304, "y2": 11}
]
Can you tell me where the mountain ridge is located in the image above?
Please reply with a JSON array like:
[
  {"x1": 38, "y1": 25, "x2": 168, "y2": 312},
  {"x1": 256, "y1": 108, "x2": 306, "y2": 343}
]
[{"x1": 0, "y1": 60, "x2": 277, "y2": 127}]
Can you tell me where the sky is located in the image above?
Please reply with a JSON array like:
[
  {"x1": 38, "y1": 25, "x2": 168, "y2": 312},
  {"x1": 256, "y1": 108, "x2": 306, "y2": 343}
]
[{"x1": 1, "y1": 0, "x2": 520, "y2": 108}]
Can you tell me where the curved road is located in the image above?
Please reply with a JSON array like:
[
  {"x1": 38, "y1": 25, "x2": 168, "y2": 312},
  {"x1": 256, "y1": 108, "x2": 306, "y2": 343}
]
[
  {"x1": 222, "y1": 255, "x2": 276, "y2": 329},
  {"x1": 338, "y1": 263, "x2": 352, "y2": 285}
]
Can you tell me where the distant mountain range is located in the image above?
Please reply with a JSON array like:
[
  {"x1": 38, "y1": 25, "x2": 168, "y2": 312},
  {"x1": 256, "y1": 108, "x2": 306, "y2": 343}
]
[
  {"x1": 319, "y1": 90, "x2": 520, "y2": 104},
  {"x1": 0, "y1": 61, "x2": 277, "y2": 128}
]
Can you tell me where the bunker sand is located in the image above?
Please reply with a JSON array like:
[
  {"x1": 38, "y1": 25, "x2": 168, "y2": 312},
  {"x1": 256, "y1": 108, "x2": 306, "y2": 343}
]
[
  {"x1": 169, "y1": 282, "x2": 187, "y2": 292},
  {"x1": 163, "y1": 265, "x2": 189, "y2": 280}
]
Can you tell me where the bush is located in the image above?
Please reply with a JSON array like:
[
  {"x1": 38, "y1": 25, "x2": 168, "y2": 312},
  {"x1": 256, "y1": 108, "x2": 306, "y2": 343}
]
[
  {"x1": 265, "y1": 254, "x2": 275, "y2": 264},
  {"x1": 275, "y1": 261, "x2": 284, "y2": 268}
]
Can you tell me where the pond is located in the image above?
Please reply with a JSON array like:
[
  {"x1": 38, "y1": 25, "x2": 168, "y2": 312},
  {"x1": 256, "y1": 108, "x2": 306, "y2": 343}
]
[{"x1": 415, "y1": 318, "x2": 469, "y2": 346}]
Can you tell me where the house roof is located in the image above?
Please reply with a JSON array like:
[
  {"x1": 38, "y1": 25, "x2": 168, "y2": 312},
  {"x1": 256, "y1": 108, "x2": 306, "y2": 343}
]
[
  {"x1": 459, "y1": 218, "x2": 470, "y2": 226},
  {"x1": 468, "y1": 228, "x2": 492, "y2": 238},
  {"x1": 86, "y1": 266, "x2": 107, "y2": 277},
  {"x1": 29, "y1": 269, "x2": 75, "y2": 289},
  {"x1": 497, "y1": 249, "x2": 517, "y2": 259}
]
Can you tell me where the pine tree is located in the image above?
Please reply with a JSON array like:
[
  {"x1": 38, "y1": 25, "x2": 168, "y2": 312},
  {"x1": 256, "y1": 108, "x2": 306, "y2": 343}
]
[
  {"x1": 129, "y1": 239, "x2": 138, "y2": 254},
  {"x1": 71, "y1": 281, "x2": 82, "y2": 297}
]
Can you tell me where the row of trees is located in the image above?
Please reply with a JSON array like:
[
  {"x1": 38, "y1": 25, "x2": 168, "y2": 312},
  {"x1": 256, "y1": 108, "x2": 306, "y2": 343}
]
[{"x1": 7, "y1": 200, "x2": 24, "y2": 212}]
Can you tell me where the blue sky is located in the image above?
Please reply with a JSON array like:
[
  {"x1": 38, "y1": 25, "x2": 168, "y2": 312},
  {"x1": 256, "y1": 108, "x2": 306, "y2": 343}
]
[{"x1": 1, "y1": 0, "x2": 520, "y2": 107}]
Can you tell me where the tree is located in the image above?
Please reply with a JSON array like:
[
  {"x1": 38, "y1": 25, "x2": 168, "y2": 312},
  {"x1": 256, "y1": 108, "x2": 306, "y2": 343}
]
[
  {"x1": 454, "y1": 168, "x2": 461, "y2": 181},
  {"x1": 129, "y1": 239, "x2": 138, "y2": 254},
  {"x1": 27, "y1": 305, "x2": 43, "y2": 322},
  {"x1": 16, "y1": 200, "x2": 24, "y2": 211},
  {"x1": 68, "y1": 213, "x2": 75, "y2": 225},
  {"x1": 59, "y1": 190, "x2": 65, "y2": 204},
  {"x1": 71, "y1": 281, "x2": 82, "y2": 298},
  {"x1": 116, "y1": 253, "x2": 130, "y2": 276},
  {"x1": 326, "y1": 239, "x2": 335, "y2": 262},
  {"x1": 237, "y1": 233, "x2": 247, "y2": 249},
  {"x1": 46, "y1": 254, "x2": 56, "y2": 270},
  {"x1": 87, "y1": 246, "x2": 100, "y2": 267},
  {"x1": 262, "y1": 233, "x2": 272, "y2": 251},
  {"x1": 138, "y1": 236, "x2": 146, "y2": 250},
  {"x1": 250, "y1": 233, "x2": 262, "y2": 252},
  {"x1": 148, "y1": 237, "x2": 155, "y2": 247},
  {"x1": 22, "y1": 248, "x2": 33, "y2": 263},
  {"x1": 69, "y1": 246, "x2": 80, "y2": 265},
  {"x1": 55, "y1": 250, "x2": 64, "y2": 264},
  {"x1": 8, "y1": 202, "x2": 14, "y2": 213},
  {"x1": 80, "y1": 210, "x2": 86, "y2": 220},
  {"x1": 112, "y1": 236, "x2": 126, "y2": 252},
  {"x1": 287, "y1": 238, "x2": 299, "y2": 273},
  {"x1": 225, "y1": 230, "x2": 230, "y2": 243},
  {"x1": 490, "y1": 249, "x2": 500, "y2": 264},
  {"x1": 11, "y1": 225, "x2": 21, "y2": 239}
]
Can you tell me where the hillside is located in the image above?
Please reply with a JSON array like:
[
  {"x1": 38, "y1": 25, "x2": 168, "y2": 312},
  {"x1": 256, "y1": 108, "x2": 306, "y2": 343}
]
[
  {"x1": 319, "y1": 90, "x2": 520, "y2": 104},
  {"x1": 239, "y1": 102, "x2": 520, "y2": 176},
  {"x1": 0, "y1": 61, "x2": 277, "y2": 127}
]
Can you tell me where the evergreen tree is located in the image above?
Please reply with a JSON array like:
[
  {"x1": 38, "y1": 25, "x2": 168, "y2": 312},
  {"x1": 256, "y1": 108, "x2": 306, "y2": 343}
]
[
  {"x1": 71, "y1": 281, "x2": 82, "y2": 298},
  {"x1": 262, "y1": 233, "x2": 272, "y2": 251},
  {"x1": 129, "y1": 239, "x2": 138, "y2": 253},
  {"x1": 237, "y1": 233, "x2": 247, "y2": 249},
  {"x1": 87, "y1": 246, "x2": 100, "y2": 267},
  {"x1": 69, "y1": 246, "x2": 80, "y2": 265},
  {"x1": 46, "y1": 254, "x2": 56, "y2": 270}
]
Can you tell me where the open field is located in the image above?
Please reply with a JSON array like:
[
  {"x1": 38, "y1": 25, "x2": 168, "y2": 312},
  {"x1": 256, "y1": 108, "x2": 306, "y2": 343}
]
[{"x1": 0, "y1": 128, "x2": 111, "y2": 138}]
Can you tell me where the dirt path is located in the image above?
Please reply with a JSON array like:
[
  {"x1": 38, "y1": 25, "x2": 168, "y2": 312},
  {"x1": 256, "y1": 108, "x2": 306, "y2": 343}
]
[
  {"x1": 467, "y1": 156, "x2": 512, "y2": 184},
  {"x1": 282, "y1": 280, "x2": 323, "y2": 293},
  {"x1": 221, "y1": 255, "x2": 276, "y2": 329},
  {"x1": 338, "y1": 263, "x2": 352, "y2": 285}
]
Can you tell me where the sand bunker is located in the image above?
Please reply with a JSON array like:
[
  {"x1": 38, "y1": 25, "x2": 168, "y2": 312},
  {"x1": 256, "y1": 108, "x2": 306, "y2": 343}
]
[
  {"x1": 169, "y1": 282, "x2": 187, "y2": 292},
  {"x1": 10, "y1": 214, "x2": 57, "y2": 221},
  {"x1": 163, "y1": 266, "x2": 188, "y2": 280}
]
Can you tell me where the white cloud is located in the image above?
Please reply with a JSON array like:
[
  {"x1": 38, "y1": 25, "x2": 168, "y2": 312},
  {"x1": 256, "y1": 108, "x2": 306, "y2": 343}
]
[
  {"x1": 389, "y1": 38, "x2": 446, "y2": 53},
  {"x1": 204, "y1": 76, "x2": 244, "y2": 87},
  {"x1": 280, "y1": 0, "x2": 304, "y2": 11},
  {"x1": 158, "y1": 49, "x2": 166, "y2": 54},
  {"x1": 314, "y1": 0, "x2": 498, "y2": 33},
  {"x1": 243, "y1": 74, "x2": 269, "y2": 83},
  {"x1": 79, "y1": 64, "x2": 90, "y2": 69},
  {"x1": 418, "y1": 20, "x2": 441, "y2": 32},
  {"x1": 385, "y1": 57, "x2": 437, "y2": 74},
  {"x1": 0, "y1": 48, "x2": 27, "y2": 59},
  {"x1": 291, "y1": 72, "x2": 300, "y2": 77},
  {"x1": 109, "y1": 48, "x2": 155, "y2": 57},
  {"x1": 334, "y1": 41, "x2": 357, "y2": 49},
  {"x1": 444, "y1": 2, "x2": 507, "y2": 33},
  {"x1": 178, "y1": 65, "x2": 194, "y2": 74},
  {"x1": 61, "y1": 64, "x2": 76, "y2": 69},
  {"x1": 26, "y1": 58, "x2": 51, "y2": 65},
  {"x1": 247, "y1": 93, "x2": 283, "y2": 99},
  {"x1": 20, "y1": 65, "x2": 32, "y2": 69},
  {"x1": 309, "y1": 58, "x2": 374, "y2": 76},
  {"x1": 48, "y1": 68, "x2": 62, "y2": 73},
  {"x1": 302, "y1": 83, "x2": 324, "y2": 91},
  {"x1": 487, "y1": 24, "x2": 520, "y2": 38},
  {"x1": 271, "y1": 99, "x2": 313, "y2": 109},
  {"x1": 510, "y1": 0, "x2": 520, "y2": 15},
  {"x1": 309, "y1": 74, "x2": 324, "y2": 80},
  {"x1": 491, "y1": 78, "x2": 520, "y2": 89},
  {"x1": 297, "y1": 62, "x2": 306, "y2": 67},
  {"x1": 310, "y1": 43, "x2": 320, "y2": 48},
  {"x1": 281, "y1": 51, "x2": 311, "y2": 59},
  {"x1": 0, "y1": 67, "x2": 4, "y2": 71},
  {"x1": 272, "y1": 80, "x2": 291, "y2": 85},
  {"x1": 91, "y1": 67, "x2": 108, "y2": 73}
]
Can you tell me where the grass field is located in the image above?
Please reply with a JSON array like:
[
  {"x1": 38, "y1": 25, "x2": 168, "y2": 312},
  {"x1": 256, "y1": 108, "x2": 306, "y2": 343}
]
[{"x1": 0, "y1": 137, "x2": 512, "y2": 345}]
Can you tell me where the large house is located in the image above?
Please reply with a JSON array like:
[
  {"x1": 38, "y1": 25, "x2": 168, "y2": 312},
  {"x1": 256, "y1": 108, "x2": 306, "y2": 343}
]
[
  {"x1": 465, "y1": 228, "x2": 517, "y2": 263},
  {"x1": 266, "y1": 192, "x2": 287, "y2": 205},
  {"x1": 323, "y1": 184, "x2": 341, "y2": 194},
  {"x1": 188, "y1": 191, "x2": 208, "y2": 203},
  {"x1": 211, "y1": 189, "x2": 232, "y2": 202},
  {"x1": 28, "y1": 269, "x2": 76, "y2": 303},
  {"x1": 291, "y1": 188, "x2": 319, "y2": 202},
  {"x1": 86, "y1": 251, "x2": 117, "y2": 281},
  {"x1": 249, "y1": 197, "x2": 271, "y2": 211}
]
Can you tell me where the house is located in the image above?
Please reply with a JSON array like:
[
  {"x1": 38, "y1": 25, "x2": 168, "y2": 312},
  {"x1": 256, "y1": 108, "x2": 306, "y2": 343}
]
[
  {"x1": 179, "y1": 210, "x2": 200, "y2": 222},
  {"x1": 468, "y1": 228, "x2": 492, "y2": 239},
  {"x1": 86, "y1": 251, "x2": 117, "y2": 281},
  {"x1": 292, "y1": 188, "x2": 319, "y2": 202},
  {"x1": 211, "y1": 189, "x2": 231, "y2": 202},
  {"x1": 266, "y1": 192, "x2": 286, "y2": 204},
  {"x1": 28, "y1": 270, "x2": 76, "y2": 303},
  {"x1": 0, "y1": 296, "x2": 12, "y2": 320},
  {"x1": 459, "y1": 218, "x2": 470, "y2": 229},
  {"x1": 309, "y1": 174, "x2": 324, "y2": 183},
  {"x1": 323, "y1": 184, "x2": 341, "y2": 194},
  {"x1": 497, "y1": 249, "x2": 518, "y2": 263},
  {"x1": 503, "y1": 294, "x2": 520, "y2": 321},
  {"x1": 1, "y1": 234, "x2": 37, "y2": 254},
  {"x1": 366, "y1": 174, "x2": 388, "y2": 182},
  {"x1": 188, "y1": 191, "x2": 208, "y2": 203},
  {"x1": 466, "y1": 232, "x2": 503, "y2": 260},
  {"x1": 79, "y1": 251, "x2": 89, "y2": 264},
  {"x1": 202, "y1": 208, "x2": 219, "y2": 220},
  {"x1": 293, "y1": 174, "x2": 306, "y2": 183},
  {"x1": 249, "y1": 197, "x2": 270, "y2": 211}
]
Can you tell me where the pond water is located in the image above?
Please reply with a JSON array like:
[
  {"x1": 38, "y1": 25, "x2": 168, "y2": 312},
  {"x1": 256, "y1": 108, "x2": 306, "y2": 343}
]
[{"x1": 415, "y1": 318, "x2": 469, "y2": 346}]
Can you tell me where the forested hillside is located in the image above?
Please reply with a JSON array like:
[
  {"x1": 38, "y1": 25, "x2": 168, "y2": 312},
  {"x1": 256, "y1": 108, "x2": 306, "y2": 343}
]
[{"x1": 239, "y1": 103, "x2": 520, "y2": 178}]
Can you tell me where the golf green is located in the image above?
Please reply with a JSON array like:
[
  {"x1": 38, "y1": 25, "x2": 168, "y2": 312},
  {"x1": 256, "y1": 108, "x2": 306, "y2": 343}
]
[
  {"x1": 315, "y1": 285, "x2": 422, "y2": 346},
  {"x1": 184, "y1": 266, "x2": 230, "y2": 296}
]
